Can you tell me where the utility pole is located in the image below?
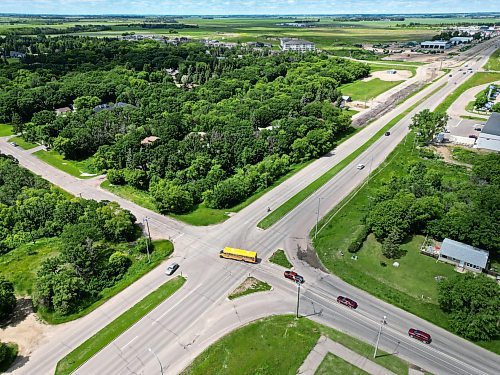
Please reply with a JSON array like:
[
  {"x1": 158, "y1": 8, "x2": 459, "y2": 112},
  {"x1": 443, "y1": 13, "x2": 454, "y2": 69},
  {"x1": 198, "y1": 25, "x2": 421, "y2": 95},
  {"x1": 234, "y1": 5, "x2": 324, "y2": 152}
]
[
  {"x1": 296, "y1": 281, "x2": 301, "y2": 318},
  {"x1": 314, "y1": 197, "x2": 321, "y2": 239},
  {"x1": 143, "y1": 217, "x2": 152, "y2": 263},
  {"x1": 148, "y1": 348, "x2": 163, "y2": 375},
  {"x1": 374, "y1": 316, "x2": 386, "y2": 358}
]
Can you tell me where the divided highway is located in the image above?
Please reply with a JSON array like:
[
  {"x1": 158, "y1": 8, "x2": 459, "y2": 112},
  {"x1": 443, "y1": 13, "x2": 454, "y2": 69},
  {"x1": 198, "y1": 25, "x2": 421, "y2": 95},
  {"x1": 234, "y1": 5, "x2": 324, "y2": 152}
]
[{"x1": 1, "y1": 37, "x2": 499, "y2": 375}]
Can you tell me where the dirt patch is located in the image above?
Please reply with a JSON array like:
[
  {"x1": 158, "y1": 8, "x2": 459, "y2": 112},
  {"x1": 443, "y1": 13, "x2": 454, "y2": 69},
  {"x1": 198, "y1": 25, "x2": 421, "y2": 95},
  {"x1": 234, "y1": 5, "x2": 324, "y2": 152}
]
[
  {"x1": 297, "y1": 243, "x2": 327, "y2": 272},
  {"x1": 230, "y1": 277, "x2": 260, "y2": 296},
  {"x1": 0, "y1": 298, "x2": 54, "y2": 358},
  {"x1": 430, "y1": 145, "x2": 472, "y2": 169},
  {"x1": 352, "y1": 81, "x2": 424, "y2": 127},
  {"x1": 364, "y1": 70, "x2": 412, "y2": 82}
]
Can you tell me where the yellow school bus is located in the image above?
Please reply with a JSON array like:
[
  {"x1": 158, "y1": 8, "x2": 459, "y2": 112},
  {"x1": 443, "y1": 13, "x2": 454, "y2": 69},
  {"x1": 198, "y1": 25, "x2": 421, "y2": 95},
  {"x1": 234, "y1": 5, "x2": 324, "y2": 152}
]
[{"x1": 219, "y1": 247, "x2": 257, "y2": 264}]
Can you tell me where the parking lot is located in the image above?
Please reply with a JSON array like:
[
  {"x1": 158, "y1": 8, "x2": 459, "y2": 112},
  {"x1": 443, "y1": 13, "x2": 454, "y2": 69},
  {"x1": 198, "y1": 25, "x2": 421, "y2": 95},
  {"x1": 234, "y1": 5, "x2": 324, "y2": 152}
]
[{"x1": 445, "y1": 117, "x2": 485, "y2": 138}]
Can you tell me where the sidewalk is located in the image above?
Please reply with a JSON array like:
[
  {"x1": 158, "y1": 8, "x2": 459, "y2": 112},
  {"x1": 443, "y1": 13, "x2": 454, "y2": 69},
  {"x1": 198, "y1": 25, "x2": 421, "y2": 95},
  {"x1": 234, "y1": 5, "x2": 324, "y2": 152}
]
[{"x1": 297, "y1": 335, "x2": 397, "y2": 375}]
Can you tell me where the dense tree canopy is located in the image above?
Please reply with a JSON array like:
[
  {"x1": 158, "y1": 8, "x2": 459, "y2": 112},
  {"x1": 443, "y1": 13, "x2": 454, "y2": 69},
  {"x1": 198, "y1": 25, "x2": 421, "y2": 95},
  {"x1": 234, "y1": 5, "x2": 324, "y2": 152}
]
[
  {"x1": 0, "y1": 36, "x2": 369, "y2": 213},
  {"x1": 438, "y1": 273, "x2": 500, "y2": 341}
]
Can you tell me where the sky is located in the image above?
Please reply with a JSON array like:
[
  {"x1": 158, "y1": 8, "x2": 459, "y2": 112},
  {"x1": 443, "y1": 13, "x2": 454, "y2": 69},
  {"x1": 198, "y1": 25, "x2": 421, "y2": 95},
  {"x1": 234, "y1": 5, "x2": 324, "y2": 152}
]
[{"x1": 0, "y1": 0, "x2": 498, "y2": 16}]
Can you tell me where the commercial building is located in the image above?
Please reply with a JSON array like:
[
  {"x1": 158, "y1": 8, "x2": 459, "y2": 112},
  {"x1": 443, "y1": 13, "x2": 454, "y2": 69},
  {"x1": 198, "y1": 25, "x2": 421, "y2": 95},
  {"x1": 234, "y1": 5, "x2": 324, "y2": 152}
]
[
  {"x1": 420, "y1": 40, "x2": 451, "y2": 50},
  {"x1": 450, "y1": 36, "x2": 473, "y2": 45},
  {"x1": 438, "y1": 238, "x2": 489, "y2": 272},
  {"x1": 280, "y1": 38, "x2": 315, "y2": 52},
  {"x1": 476, "y1": 112, "x2": 500, "y2": 152}
]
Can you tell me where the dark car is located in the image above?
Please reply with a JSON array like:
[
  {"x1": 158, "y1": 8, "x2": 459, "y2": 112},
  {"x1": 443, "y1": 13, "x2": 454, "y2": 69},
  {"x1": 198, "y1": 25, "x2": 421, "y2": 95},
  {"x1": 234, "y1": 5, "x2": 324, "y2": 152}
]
[
  {"x1": 165, "y1": 263, "x2": 179, "y2": 276},
  {"x1": 385, "y1": 131, "x2": 391, "y2": 136},
  {"x1": 468, "y1": 134, "x2": 478, "y2": 139},
  {"x1": 284, "y1": 270, "x2": 304, "y2": 284},
  {"x1": 337, "y1": 296, "x2": 358, "y2": 309},
  {"x1": 408, "y1": 328, "x2": 431, "y2": 344}
]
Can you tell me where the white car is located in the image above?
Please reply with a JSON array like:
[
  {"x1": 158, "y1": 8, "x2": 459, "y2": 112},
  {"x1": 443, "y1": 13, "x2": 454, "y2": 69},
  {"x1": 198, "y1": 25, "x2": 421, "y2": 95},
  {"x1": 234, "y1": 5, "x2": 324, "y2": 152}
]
[
  {"x1": 165, "y1": 263, "x2": 179, "y2": 276},
  {"x1": 356, "y1": 164, "x2": 365, "y2": 170}
]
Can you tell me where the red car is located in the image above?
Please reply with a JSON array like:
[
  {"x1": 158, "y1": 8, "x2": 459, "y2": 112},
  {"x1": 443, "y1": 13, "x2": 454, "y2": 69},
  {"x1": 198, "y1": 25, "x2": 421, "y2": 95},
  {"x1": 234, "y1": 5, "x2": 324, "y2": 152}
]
[
  {"x1": 337, "y1": 296, "x2": 358, "y2": 309},
  {"x1": 284, "y1": 270, "x2": 305, "y2": 284},
  {"x1": 408, "y1": 328, "x2": 431, "y2": 344}
]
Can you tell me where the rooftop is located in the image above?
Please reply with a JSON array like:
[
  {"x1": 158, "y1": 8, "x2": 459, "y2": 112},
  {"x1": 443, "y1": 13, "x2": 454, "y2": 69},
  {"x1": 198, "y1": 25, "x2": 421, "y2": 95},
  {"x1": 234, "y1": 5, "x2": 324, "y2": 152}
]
[
  {"x1": 481, "y1": 112, "x2": 500, "y2": 137},
  {"x1": 440, "y1": 238, "x2": 489, "y2": 269}
]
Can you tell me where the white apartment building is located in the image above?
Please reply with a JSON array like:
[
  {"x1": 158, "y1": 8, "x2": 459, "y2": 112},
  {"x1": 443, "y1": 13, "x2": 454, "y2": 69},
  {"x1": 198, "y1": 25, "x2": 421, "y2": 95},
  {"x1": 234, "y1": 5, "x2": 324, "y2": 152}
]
[{"x1": 280, "y1": 38, "x2": 316, "y2": 52}]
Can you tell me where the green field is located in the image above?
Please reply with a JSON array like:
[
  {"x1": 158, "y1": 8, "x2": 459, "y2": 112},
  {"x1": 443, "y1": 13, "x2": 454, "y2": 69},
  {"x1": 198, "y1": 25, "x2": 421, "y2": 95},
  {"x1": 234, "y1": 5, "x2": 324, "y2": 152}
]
[
  {"x1": 0, "y1": 124, "x2": 13, "y2": 137},
  {"x1": 435, "y1": 72, "x2": 500, "y2": 113},
  {"x1": 181, "y1": 315, "x2": 408, "y2": 375},
  {"x1": 228, "y1": 277, "x2": 272, "y2": 300},
  {"x1": 269, "y1": 249, "x2": 293, "y2": 268},
  {"x1": 55, "y1": 276, "x2": 186, "y2": 375},
  {"x1": 341, "y1": 78, "x2": 404, "y2": 101},
  {"x1": 33, "y1": 150, "x2": 97, "y2": 179},
  {"x1": 484, "y1": 48, "x2": 500, "y2": 71},
  {"x1": 316, "y1": 353, "x2": 368, "y2": 375},
  {"x1": 0, "y1": 238, "x2": 60, "y2": 296},
  {"x1": 8, "y1": 136, "x2": 38, "y2": 150}
]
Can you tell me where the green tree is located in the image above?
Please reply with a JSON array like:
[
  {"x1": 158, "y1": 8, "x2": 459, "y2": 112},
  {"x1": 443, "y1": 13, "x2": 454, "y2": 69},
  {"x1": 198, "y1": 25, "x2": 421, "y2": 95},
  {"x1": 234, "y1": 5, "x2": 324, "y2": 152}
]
[
  {"x1": 381, "y1": 228, "x2": 404, "y2": 259},
  {"x1": 438, "y1": 273, "x2": 500, "y2": 341},
  {"x1": 150, "y1": 179, "x2": 194, "y2": 214},
  {"x1": 410, "y1": 110, "x2": 449, "y2": 146},
  {"x1": 73, "y1": 95, "x2": 100, "y2": 110},
  {"x1": 0, "y1": 277, "x2": 16, "y2": 320}
]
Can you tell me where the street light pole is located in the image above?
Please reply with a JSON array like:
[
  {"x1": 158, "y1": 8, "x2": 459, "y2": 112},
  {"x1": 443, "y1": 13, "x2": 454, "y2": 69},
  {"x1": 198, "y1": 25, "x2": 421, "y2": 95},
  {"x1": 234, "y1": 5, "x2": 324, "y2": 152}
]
[
  {"x1": 374, "y1": 316, "x2": 386, "y2": 358},
  {"x1": 314, "y1": 197, "x2": 321, "y2": 239},
  {"x1": 149, "y1": 348, "x2": 164, "y2": 375},
  {"x1": 296, "y1": 282, "x2": 301, "y2": 319},
  {"x1": 143, "y1": 217, "x2": 152, "y2": 263}
]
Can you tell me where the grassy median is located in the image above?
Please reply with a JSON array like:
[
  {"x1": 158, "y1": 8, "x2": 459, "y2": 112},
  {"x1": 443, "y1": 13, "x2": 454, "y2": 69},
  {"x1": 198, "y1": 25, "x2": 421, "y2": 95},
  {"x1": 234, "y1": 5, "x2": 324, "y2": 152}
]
[
  {"x1": 55, "y1": 276, "x2": 186, "y2": 375},
  {"x1": 181, "y1": 315, "x2": 408, "y2": 375},
  {"x1": 257, "y1": 83, "x2": 446, "y2": 230},
  {"x1": 269, "y1": 249, "x2": 293, "y2": 268}
]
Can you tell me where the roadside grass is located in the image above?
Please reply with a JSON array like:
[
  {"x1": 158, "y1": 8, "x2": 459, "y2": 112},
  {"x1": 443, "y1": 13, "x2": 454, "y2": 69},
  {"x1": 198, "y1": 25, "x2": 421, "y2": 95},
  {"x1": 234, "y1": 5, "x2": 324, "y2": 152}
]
[
  {"x1": 341, "y1": 78, "x2": 404, "y2": 101},
  {"x1": 316, "y1": 353, "x2": 368, "y2": 375},
  {"x1": 257, "y1": 83, "x2": 447, "y2": 230},
  {"x1": 0, "y1": 237, "x2": 61, "y2": 296},
  {"x1": 434, "y1": 72, "x2": 500, "y2": 113},
  {"x1": 0, "y1": 342, "x2": 18, "y2": 372},
  {"x1": 39, "y1": 240, "x2": 174, "y2": 324},
  {"x1": 7, "y1": 136, "x2": 38, "y2": 150},
  {"x1": 0, "y1": 124, "x2": 13, "y2": 137},
  {"x1": 484, "y1": 48, "x2": 500, "y2": 71},
  {"x1": 33, "y1": 150, "x2": 96, "y2": 179},
  {"x1": 368, "y1": 63, "x2": 418, "y2": 76},
  {"x1": 269, "y1": 249, "x2": 293, "y2": 268},
  {"x1": 460, "y1": 114, "x2": 488, "y2": 121},
  {"x1": 181, "y1": 315, "x2": 408, "y2": 375},
  {"x1": 55, "y1": 276, "x2": 186, "y2": 375},
  {"x1": 312, "y1": 132, "x2": 499, "y2": 354},
  {"x1": 228, "y1": 277, "x2": 271, "y2": 300},
  {"x1": 101, "y1": 180, "x2": 157, "y2": 211}
]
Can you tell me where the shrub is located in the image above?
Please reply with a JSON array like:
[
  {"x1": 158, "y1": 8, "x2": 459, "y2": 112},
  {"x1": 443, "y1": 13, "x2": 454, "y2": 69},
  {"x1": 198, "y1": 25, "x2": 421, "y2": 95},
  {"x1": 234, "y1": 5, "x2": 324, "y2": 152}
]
[
  {"x1": 347, "y1": 225, "x2": 369, "y2": 253},
  {"x1": 107, "y1": 169, "x2": 125, "y2": 185}
]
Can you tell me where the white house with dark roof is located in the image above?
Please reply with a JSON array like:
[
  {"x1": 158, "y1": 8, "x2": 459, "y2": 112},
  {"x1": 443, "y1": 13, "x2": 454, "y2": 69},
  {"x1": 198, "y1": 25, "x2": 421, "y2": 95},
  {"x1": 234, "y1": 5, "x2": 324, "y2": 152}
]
[
  {"x1": 438, "y1": 238, "x2": 489, "y2": 272},
  {"x1": 476, "y1": 112, "x2": 500, "y2": 152}
]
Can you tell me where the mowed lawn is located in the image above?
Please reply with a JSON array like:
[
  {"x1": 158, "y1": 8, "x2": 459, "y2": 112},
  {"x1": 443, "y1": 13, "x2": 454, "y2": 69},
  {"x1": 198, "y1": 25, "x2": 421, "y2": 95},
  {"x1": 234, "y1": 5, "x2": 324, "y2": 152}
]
[
  {"x1": 0, "y1": 237, "x2": 61, "y2": 296},
  {"x1": 484, "y1": 48, "x2": 500, "y2": 71},
  {"x1": 8, "y1": 136, "x2": 38, "y2": 150},
  {"x1": 182, "y1": 315, "x2": 408, "y2": 375},
  {"x1": 33, "y1": 150, "x2": 97, "y2": 179},
  {"x1": 340, "y1": 78, "x2": 404, "y2": 101},
  {"x1": 0, "y1": 124, "x2": 13, "y2": 137},
  {"x1": 316, "y1": 353, "x2": 369, "y2": 375}
]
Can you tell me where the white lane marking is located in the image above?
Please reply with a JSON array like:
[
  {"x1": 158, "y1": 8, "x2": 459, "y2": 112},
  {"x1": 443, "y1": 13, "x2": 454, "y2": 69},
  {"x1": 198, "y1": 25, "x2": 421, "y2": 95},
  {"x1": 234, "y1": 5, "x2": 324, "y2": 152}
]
[{"x1": 121, "y1": 335, "x2": 138, "y2": 351}]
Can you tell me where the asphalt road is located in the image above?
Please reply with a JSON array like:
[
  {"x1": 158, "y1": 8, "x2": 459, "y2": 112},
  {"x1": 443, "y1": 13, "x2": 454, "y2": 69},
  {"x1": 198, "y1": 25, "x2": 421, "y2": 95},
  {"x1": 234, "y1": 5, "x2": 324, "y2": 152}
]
[{"x1": 1, "y1": 37, "x2": 499, "y2": 375}]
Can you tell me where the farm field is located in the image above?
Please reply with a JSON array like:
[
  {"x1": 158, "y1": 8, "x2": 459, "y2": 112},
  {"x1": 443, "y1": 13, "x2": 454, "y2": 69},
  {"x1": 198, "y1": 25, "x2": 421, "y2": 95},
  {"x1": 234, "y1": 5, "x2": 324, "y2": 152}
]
[{"x1": 4, "y1": 15, "x2": 499, "y2": 48}]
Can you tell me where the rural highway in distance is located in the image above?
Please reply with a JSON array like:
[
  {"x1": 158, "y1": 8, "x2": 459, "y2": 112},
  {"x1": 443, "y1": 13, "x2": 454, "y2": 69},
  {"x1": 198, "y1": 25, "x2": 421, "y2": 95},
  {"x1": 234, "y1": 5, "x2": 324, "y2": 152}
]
[{"x1": 1, "y1": 37, "x2": 499, "y2": 375}]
